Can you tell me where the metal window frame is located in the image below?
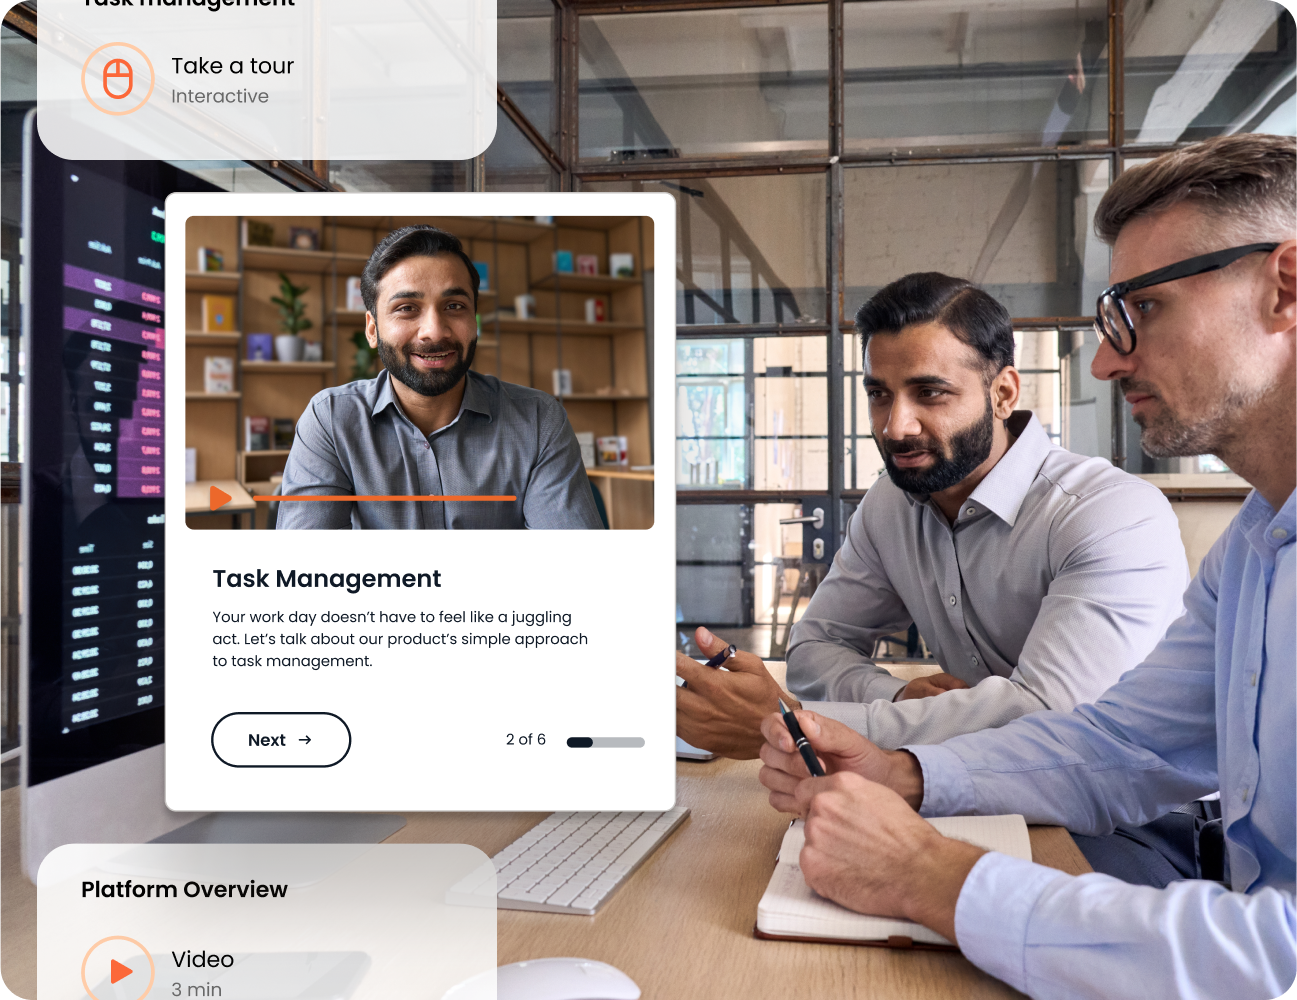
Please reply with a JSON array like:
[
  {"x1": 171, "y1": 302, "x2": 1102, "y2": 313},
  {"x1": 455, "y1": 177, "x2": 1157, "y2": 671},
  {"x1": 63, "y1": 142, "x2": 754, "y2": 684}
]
[
  {"x1": 538, "y1": 0, "x2": 1170, "y2": 546},
  {"x1": 3, "y1": 0, "x2": 1260, "y2": 523}
]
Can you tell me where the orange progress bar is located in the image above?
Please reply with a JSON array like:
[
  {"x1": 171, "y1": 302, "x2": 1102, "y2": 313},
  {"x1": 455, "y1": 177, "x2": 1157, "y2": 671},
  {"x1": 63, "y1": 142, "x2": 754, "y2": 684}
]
[{"x1": 253, "y1": 495, "x2": 517, "y2": 502}]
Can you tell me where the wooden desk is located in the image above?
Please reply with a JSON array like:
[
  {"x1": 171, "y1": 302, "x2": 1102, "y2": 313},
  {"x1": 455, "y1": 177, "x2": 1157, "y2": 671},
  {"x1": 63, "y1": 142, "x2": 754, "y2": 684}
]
[
  {"x1": 386, "y1": 758, "x2": 1090, "y2": 1000},
  {"x1": 0, "y1": 763, "x2": 1090, "y2": 1000}
]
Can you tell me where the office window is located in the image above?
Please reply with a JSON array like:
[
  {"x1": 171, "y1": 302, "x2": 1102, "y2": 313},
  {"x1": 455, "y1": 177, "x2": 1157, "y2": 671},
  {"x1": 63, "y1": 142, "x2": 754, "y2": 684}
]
[
  {"x1": 500, "y1": 0, "x2": 556, "y2": 144},
  {"x1": 164, "y1": 163, "x2": 308, "y2": 193},
  {"x1": 843, "y1": 159, "x2": 1110, "y2": 320},
  {"x1": 753, "y1": 337, "x2": 827, "y2": 491},
  {"x1": 675, "y1": 501, "x2": 816, "y2": 637},
  {"x1": 1061, "y1": 327, "x2": 1111, "y2": 460},
  {"x1": 1, "y1": 23, "x2": 34, "y2": 102},
  {"x1": 330, "y1": 161, "x2": 468, "y2": 192},
  {"x1": 486, "y1": 106, "x2": 559, "y2": 191},
  {"x1": 843, "y1": 0, "x2": 1110, "y2": 152},
  {"x1": 578, "y1": 5, "x2": 829, "y2": 161},
  {"x1": 1124, "y1": 0, "x2": 1295, "y2": 144},
  {"x1": 677, "y1": 338, "x2": 746, "y2": 487},
  {"x1": 585, "y1": 173, "x2": 827, "y2": 325},
  {"x1": 676, "y1": 335, "x2": 829, "y2": 491},
  {"x1": 842, "y1": 333, "x2": 884, "y2": 490},
  {"x1": 1015, "y1": 329, "x2": 1063, "y2": 444},
  {"x1": 677, "y1": 504, "x2": 752, "y2": 628}
]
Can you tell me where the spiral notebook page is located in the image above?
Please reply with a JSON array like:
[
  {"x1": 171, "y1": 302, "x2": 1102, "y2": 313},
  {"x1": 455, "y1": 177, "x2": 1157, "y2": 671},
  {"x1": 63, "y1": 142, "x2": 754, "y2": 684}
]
[{"x1": 756, "y1": 815, "x2": 1030, "y2": 945}]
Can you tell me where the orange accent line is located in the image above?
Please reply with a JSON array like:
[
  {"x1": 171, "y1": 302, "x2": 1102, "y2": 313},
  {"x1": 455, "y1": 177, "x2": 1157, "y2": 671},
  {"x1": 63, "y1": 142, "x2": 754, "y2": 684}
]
[{"x1": 253, "y1": 495, "x2": 517, "y2": 502}]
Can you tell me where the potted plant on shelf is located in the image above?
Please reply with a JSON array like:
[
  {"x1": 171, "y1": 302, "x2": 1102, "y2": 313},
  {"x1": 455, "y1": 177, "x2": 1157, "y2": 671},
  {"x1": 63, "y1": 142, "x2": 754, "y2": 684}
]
[
  {"x1": 351, "y1": 330, "x2": 378, "y2": 381},
  {"x1": 271, "y1": 271, "x2": 312, "y2": 362}
]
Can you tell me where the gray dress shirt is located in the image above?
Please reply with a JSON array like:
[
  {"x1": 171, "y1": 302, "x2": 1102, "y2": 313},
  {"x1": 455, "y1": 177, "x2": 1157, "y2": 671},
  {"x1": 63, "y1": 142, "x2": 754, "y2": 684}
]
[
  {"x1": 277, "y1": 369, "x2": 604, "y2": 530},
  {"x1": 785, "y1": 411, "x2": 1189, "y2": 748}
]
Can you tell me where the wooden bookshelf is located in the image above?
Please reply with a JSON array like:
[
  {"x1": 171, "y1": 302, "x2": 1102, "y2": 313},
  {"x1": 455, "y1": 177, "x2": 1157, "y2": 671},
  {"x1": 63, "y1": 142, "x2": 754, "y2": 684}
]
[
  {"x1": 479, "y1": 314, "x2": 642, "y2": 335},
  {"x1": 587, "y1": 468, "x2": 654, "y2": 481},
  {"x1": 186, "y1": 270, "x2": 241, "y2": 293},
  {"x1": 242, "y1": 361, "x2": 336, "y2": 373},
  {"x1": 186, "y1": 330, "x2": 241, "y2": 345},
  {"x1": 240, "y1": 245, "x2": 370, "y2": 274},
  {"x1": 530, "y1": 273, "x2": 643, "y2": 294},
  {"x1": 184, "y1": 214, "x2": 655, "y2": 529}
]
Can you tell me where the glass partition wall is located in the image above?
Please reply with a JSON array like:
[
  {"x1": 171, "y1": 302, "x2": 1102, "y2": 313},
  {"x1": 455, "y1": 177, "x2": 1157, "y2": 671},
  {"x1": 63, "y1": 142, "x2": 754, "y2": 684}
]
[
  {"x1": 558, "y1": 0, "x2": 1290, "y2": 653},
  {"x1": 4, "y1": 0, "x2": 1288, "y2": 660}
]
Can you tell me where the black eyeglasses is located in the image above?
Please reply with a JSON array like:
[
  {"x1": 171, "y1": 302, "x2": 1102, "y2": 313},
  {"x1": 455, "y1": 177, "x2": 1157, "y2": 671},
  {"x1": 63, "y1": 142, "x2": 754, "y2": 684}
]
[{"x1": 1094, "y1": 242, "x2": 1281, "y2": 355}]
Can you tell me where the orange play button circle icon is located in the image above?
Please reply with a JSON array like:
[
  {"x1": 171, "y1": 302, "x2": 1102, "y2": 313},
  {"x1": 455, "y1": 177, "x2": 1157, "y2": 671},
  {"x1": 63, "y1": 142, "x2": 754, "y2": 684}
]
[
  {"x1": 81, "y1": 935, "x2": 155, "y2": 1000},
  {"x1": 210, "y1": 485, "x2": 232, "y2": 511}
]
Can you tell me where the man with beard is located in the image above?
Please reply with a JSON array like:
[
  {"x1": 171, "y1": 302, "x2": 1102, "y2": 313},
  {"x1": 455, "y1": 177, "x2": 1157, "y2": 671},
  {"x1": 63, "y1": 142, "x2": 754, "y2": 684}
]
[
  {"x1": 278, "y1": 225, "x2": 603, "y2": 529},
  {"x1": 677, "y1": 272, "x2": 1188, "y2": 758},
  {"x1": 755, "y1": 134, "x2": 1294, "y2": 1000}
]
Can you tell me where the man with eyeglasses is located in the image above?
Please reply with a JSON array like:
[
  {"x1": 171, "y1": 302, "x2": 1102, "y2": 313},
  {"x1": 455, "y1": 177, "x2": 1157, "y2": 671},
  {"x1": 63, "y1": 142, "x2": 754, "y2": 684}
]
[{"x1": 757, "y1": 133, "x2": 1294, "y2": 999}]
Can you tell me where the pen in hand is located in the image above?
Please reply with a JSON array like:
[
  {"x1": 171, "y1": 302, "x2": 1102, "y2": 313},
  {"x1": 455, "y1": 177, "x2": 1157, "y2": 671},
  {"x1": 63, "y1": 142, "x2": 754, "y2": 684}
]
[
  {"x1": 680, "y1": 643, "x2": 737, "y2": 689},
  {"x1": 778, "y1": 698, "x2": 826, "y2": 778},
  {"x1": 704, "y1": 643, "x2": 737, "y2": 668}
]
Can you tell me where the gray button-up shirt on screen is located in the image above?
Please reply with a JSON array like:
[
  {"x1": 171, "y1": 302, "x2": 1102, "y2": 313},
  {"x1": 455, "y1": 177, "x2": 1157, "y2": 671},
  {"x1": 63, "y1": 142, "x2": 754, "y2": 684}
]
[
  {"x1": 786, "y1": 411, "x2": 1190, "y2": 748},
  {"x1": 277, "y1": 370, "x2": 604, "y2": 530}
]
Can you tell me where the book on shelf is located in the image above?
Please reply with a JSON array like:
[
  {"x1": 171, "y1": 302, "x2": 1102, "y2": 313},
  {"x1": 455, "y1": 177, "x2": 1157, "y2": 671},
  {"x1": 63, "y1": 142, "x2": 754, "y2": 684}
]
[
  {"x1": 553, "y1": 250, "x2": 574, "y2": 273},
  {"x1": 755, "y1": 815, "x2": 1030, "y2": 949},
  {"x1": 201, "y1": 295, "x2": 236, "y2": 333},
  {"x1": 244, "y1": 416, "x2": 271, "y2": 452},
  {"x1": 473, "y1": 261, "x2": 490, "y2": 291},
  {"x1": 185, "y1": 447, "x2": 198, "y2": 484},
  {"x1": 246, "y1": 333, "x2": 273, "y2": 361},
  {"x1": 597, "y1": 436, "x2": 628, "y2": 466},
  {"x1": 610, "y1": 252, "x2": 635, "y2": 278},
  {"x1": 242, "y1": 219, "x2": 274, "y2": 247},
  {"x1": 576, "y1": 254, "x2": 599, "y2": 276},
  {"x1": 575, "y1": 431, "x2": 595, "y2": 469},
  {"x1": 202, "y1": 356, "x2": 235, "y2": 394},
  {"x1": 272, "y1": 418, "x2": 296, "y2": 451},
  {"x1": 583, "y1": 298, "x2": 606, "y2": 323},
  {"x1": 196, "y1": 247, "x2": 224, "y2": 272},
  {"x1": 345, "y1": 276, "x2": 365, "y2": 313}
]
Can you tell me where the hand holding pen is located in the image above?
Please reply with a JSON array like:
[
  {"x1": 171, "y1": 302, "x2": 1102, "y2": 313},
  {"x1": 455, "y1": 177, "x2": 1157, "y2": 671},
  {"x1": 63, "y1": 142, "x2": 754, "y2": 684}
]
[
  {"x1": 678, "y1": 641, "x2": 736, "y2": 690},
  {"x1": 778, "y1": 698, "x2": 826, "y2": 777}
]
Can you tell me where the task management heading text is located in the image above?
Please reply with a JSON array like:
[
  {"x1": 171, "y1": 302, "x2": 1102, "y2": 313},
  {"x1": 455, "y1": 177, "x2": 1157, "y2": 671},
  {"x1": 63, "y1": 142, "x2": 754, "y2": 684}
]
[{"x1": 213, "y1": 569, "x2": 443, "y2": 594}]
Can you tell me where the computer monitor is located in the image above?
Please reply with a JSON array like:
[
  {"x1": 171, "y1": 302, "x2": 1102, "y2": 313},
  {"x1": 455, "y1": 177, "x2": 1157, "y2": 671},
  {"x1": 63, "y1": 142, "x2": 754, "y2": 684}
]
[{"x1": 19, "y1": 115, "x2": 218, "y2": 878}]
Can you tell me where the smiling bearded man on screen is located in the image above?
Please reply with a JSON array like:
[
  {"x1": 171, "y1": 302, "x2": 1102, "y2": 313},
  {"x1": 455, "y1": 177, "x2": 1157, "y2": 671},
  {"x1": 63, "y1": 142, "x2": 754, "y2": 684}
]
[{"x1": 277, "y1": 225, "x2": 603, "y2": 530}]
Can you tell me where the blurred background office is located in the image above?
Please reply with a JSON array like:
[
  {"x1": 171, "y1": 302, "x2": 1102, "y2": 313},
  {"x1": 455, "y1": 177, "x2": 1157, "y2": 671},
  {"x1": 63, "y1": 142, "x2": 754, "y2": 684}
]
[{"x1": 2, "y1": 0, "x2": 1293, "y2": 787}]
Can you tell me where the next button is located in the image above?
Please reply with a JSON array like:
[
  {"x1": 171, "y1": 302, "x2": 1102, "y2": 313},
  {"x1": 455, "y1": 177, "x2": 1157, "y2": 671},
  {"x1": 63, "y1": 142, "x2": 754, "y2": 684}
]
[{"x1": 212, "y1": 712, "x2": 351, "y2": 767}]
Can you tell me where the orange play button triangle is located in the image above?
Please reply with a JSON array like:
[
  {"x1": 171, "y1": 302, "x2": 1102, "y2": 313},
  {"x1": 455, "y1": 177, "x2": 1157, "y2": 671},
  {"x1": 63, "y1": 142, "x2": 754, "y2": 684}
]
[
  {"x1": 110, "y1": 959, "x2": 133, "y2": 984},
  {"x1": 210, "y1": 485, "x2": 232, "y2": 511}
]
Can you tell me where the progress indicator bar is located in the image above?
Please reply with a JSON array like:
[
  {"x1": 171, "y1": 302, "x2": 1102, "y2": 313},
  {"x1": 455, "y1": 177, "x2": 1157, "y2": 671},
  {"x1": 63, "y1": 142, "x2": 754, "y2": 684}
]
[
  {"x1": 252, "y1": 495, "x2": 517, "y2": 502},
  {"x1": 566, "y1": 737, "x2": 646, "y2": 748}
]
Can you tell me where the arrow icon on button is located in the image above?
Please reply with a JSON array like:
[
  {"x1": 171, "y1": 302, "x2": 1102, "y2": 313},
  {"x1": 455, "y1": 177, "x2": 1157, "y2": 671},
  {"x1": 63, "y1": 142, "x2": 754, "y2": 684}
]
[
  {"x1": 210, "y1": 485, "x2": 232, "y2": 511},
  {"x1": 299, "y1": 735, "x2": 311, "y2": 744},
  {"x1": 110, "y1": 959, "x2": 133, "y2": 984}
]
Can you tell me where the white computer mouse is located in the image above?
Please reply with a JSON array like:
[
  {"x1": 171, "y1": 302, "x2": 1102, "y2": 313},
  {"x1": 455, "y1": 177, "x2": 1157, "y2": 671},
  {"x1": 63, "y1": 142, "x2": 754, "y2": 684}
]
[{"x1": 441, "y1": 957, "x2": 641, "y2": 1000}]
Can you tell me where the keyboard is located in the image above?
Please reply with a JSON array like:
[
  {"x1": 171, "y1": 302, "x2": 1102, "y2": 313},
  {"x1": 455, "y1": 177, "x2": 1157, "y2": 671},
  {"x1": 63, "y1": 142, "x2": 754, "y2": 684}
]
[{"x1": 447, "y1": 808, "x2": 690, "y2": 915}]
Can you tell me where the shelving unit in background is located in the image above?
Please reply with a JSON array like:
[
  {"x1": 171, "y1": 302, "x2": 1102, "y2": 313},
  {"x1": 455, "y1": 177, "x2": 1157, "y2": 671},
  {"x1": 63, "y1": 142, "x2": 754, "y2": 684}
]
[{"x1": 183, "y1": 215, "x2": 654, "y2": 530}]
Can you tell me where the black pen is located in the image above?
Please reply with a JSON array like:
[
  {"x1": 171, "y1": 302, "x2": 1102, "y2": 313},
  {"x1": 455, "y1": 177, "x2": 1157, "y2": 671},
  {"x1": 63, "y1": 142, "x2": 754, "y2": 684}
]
[
  {"x1": 704, "y1": 643, "x2": 737, "y2": 668},
  {"x1": 779, "y1": 698, "x2": 826, "y2": 777},
  {"x1": 680, "y1": 643, "x2": 737, "y2": 689}
]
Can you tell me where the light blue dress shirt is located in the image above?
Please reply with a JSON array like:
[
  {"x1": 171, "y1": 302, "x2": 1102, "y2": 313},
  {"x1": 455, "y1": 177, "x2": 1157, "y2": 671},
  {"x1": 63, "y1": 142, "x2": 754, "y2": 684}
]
[{"x1": 907, "y1": 489, "x2": 1295, "y2": 1000}]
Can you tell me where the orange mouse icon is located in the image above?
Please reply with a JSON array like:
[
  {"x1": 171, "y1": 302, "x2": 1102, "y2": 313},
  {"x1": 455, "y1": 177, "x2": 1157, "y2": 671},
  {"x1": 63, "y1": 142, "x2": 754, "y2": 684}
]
[{"x1": 103, "y1": 58, "x2": 133, "y2": 99}]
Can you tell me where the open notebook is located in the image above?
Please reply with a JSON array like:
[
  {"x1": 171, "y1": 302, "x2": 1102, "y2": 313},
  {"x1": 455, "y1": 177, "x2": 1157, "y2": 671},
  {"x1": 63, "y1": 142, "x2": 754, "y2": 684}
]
[{"x1": 755, "y1": 814, "x2": 1031, "y2": 950}]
